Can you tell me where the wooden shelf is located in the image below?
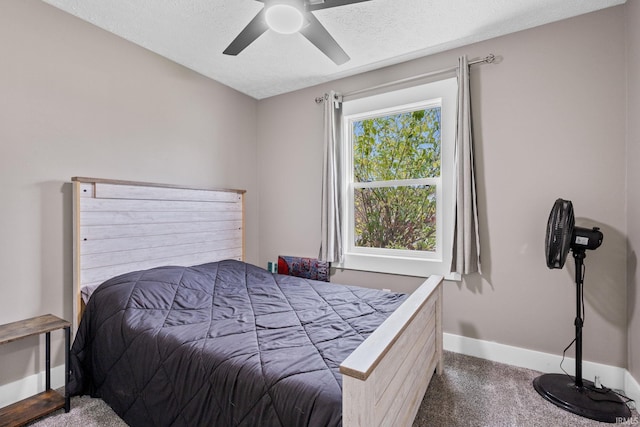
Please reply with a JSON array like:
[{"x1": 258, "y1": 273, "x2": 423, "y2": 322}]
[
  {"x1": 0, "y1": 314, "x2": 71, "y2": 426},
  {"x1": 0, "y1": 315, "x2": 70, "y2": 345},
  {"x1": 0, "y1": 390, "x2": 66, "y2": 427}
]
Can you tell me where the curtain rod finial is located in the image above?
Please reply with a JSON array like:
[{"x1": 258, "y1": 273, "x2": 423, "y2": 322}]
[{"x1": 315, "y1": 96, "x2": 325, "y2": 104}]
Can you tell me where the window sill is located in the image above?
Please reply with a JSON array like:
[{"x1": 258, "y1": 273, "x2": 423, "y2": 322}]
[{"x1": 336, "y1": 252, "x2": 461, "y2": 281}]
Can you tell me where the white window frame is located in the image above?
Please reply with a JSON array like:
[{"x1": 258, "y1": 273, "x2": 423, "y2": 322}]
[{"x1": 338, "y1": 77, "x2": 458, "y2": 278}]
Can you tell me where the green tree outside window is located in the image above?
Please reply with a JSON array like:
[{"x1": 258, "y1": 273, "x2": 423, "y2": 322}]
[{"x1": 352, "y1": 108, "x2": 441, "y2": 251}]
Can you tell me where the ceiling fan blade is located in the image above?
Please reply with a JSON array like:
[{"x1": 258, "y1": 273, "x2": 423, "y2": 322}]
[
  {"x1": 223, "y1": 9, "x2": 268, "y2": 56},
  {"x1": 300, "y1": 13, "x2": 349, "y2": 65},
  {"x1": 307, "y1": 0, "x2": 372, "y2": 11}
]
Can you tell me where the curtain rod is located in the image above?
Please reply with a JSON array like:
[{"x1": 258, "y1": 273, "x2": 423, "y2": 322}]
[{"x1": 315, "y1": 53, "x2": 496, "y2": 104}]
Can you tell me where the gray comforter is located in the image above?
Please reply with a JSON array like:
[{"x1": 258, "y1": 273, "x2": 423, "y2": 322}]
[{"x1": 69, "y1": 260, "x2": 407, "y2": 427}]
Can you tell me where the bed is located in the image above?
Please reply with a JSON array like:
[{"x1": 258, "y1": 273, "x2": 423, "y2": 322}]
[{"x1": 69, "y1": 177, "x2": 443, "y2": 427}]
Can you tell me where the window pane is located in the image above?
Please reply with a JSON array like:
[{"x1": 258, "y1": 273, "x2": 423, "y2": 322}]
[
  {"x1": 354, "y1": 185, "x2": 436, "y2": 251},
  {"x1": 353, "y1": 108, "x2": 441, "y2": 183}
]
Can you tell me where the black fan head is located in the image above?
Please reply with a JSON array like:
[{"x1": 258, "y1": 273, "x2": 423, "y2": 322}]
[{"x1": 545, "y1": 198, "x2": 574, "y2": 269}]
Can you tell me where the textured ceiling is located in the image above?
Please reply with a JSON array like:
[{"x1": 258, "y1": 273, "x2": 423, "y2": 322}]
[{"x1": 41, "y1": 0, "x2": 625, "y2": 99}]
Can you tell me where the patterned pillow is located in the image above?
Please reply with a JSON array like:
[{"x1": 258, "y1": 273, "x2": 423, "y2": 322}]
[{"x1": 277, "y1": 256, "x2": 330, "y2": 282}]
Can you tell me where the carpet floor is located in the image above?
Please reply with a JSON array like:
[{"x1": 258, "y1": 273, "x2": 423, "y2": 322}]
[
  {"x1": 413, "y1": 351, "x2": 637, "y2": 426},
  {"x1": 27, "y1": 351, "x2": 637, "y2": 427}
]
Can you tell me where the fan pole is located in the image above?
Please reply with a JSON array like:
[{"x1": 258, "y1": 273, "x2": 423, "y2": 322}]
[
  {"x1": 533, "y1": 247, "x2": 631, "y2": 422},
  {"x1": 573, "y1": 250, "x2": 585, "y2": 388}
]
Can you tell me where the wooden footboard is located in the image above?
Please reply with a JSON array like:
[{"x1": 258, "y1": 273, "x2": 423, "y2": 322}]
[{"x1": 340, "y1": 275, "x2": 443, "y2": 427}]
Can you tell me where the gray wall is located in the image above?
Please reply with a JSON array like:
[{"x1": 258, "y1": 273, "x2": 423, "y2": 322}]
[
  {"x1": 257, "y1": 6, "x2": 629, "y2": 368},
  {"x1": 626, "y1": 0, "x2": 640, "y2": 382},
  {"x1": 0, "y1": 0, "x2": 259, "y2": 386}
]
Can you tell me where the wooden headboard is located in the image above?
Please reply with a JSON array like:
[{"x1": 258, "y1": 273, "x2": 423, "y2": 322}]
[{"x1": 72, "y1": 177, "x2": 245, "y2": 331}]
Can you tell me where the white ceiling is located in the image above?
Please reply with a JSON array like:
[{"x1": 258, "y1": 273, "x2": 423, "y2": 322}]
[{"x1": 41, "y1": 0, "x2": 625, "y2": 100}]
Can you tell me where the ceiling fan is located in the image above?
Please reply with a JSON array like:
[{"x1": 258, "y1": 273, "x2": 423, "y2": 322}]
[{"x1": 223, "y1": 0, "x2": 372, "y2": 65}]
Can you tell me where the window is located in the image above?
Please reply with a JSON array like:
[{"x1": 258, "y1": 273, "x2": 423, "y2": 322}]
[{"x1": 339, "y1": 77, "x2": 457, "y2": 278}]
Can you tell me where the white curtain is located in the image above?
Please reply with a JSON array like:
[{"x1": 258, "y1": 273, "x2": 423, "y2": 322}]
[
  {"x1": 319, "y1": 91, "x2": 344, "y2": 263},
  {"x1": 451, "y1": 56, "x2": 482, "y2": 275}
]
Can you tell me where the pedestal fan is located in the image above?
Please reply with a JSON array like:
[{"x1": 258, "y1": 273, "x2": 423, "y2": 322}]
[{"x1": 533, "y1": 198, "x2": 631, "y2": 423}]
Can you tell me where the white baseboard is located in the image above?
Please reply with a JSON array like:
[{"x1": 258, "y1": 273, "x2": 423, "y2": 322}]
[
  {"x1": 444, "y1": 333, "x2": 636, "y2": 398},
  {"x1": 0, "y1": 364, "x2": 66, "y2": 408}
]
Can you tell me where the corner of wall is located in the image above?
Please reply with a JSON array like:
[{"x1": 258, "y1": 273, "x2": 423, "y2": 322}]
[{"x1": 625, "y1": 0, "x2": 640, "y2": 384}]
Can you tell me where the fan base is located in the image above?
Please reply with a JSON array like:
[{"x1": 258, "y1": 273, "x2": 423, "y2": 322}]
[{"x1": 533, "y1": 373, "x2": 631, "y2": 423}]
